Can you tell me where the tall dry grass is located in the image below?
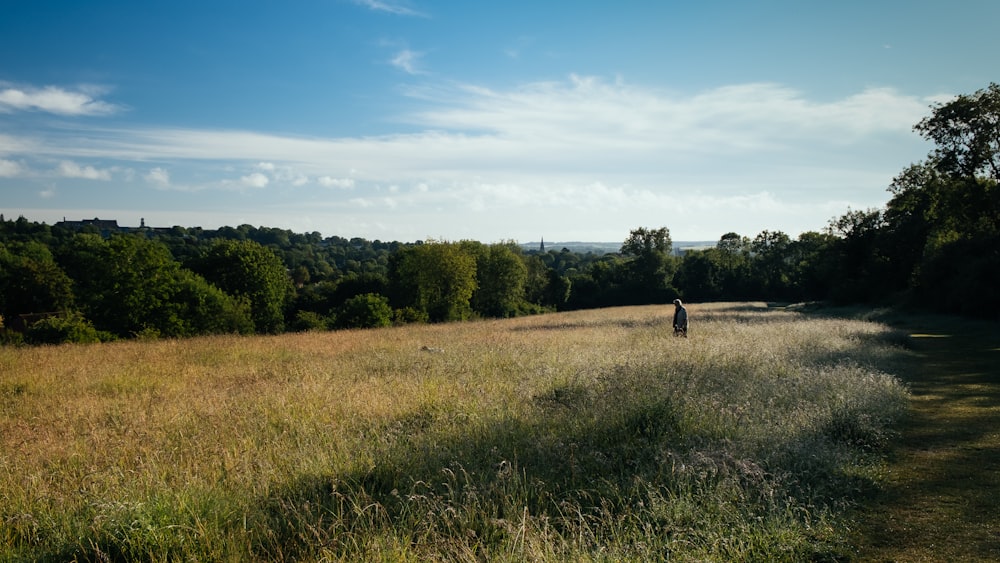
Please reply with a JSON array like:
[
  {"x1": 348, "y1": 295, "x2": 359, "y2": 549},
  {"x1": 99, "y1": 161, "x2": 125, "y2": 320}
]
[{"x1": 1, "y1": 303, "x2": 910, "y2": 561}]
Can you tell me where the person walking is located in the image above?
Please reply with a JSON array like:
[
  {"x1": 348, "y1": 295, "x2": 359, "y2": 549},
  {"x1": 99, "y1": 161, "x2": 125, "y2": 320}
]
[{"x1": 672, "y1": 299, "x2": 688, "y2": 337}]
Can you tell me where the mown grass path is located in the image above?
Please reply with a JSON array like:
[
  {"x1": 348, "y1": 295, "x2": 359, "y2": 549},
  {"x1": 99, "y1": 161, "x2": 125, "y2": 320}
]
[{"x1": 853, "y1": 315, "x2": 1000, "y2": 562}]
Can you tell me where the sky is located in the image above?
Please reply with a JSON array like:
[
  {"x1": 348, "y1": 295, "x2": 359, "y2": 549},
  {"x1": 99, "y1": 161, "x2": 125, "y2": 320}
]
[{"x1": 2, "y1": 0, "x2": 998, "y2": 244}]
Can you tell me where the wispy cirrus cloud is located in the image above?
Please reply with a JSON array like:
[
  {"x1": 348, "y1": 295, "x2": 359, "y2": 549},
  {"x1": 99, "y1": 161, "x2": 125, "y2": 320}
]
[
  {"x1": 2, "y1": 77, "x2": 938, "y2": 240},
  {"x1": 5, "y1": 78, "x2": 933, "y2": 177},
  {"x1": 390, "y1": 49, "x2": 426, "y2": 75},
  {"x1": 352, "y1": 0, "x2": 426, "y2": 17},
  {"x1": 0, "y1": 83, "x2": 121, "y2": 116}
]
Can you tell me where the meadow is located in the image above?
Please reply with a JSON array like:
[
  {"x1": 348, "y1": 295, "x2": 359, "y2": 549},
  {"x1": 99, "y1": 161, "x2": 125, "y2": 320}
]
[{"x1": 0, "y1": 303, "x2": 911, "y2": 561}]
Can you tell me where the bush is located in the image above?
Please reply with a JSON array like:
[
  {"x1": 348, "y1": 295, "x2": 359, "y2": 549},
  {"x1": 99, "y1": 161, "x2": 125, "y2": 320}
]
[
  {"x1": 290, "y1": 310, "x2": 330, "y2": 332},
  {"x1": 392, "y1": 306, "x2": 428, "y2": 325},
  {"x1": 0, "y1": 328, "x2": 24, "y2": 346},
  {"x1": 23, "y1": 312, "x2": 111, "y2": 344},
  {"x1": 333, "y1": 293, "x2": 393, "y2": 329}
]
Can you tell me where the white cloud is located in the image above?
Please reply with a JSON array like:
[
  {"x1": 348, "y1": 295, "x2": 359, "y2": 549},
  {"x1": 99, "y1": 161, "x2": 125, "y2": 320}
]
[
  {"x1": 56, "y1": 160, "x2": 112, "y2": 180},
  {"x1": 241, "y1": 172, "x2": 270, "y2": 188},
  {"x1": 391, "y1": 49, "x2": 425, "y2": 75},
  {"x1": 0, "y1": 84, "x2": 120, "y2": 116},
  {"x1": 318, "y1": 176, "x2": 356, "y2": 189},
  {"x1": 0, "y1": 159, "x2": 23, "y2": 177},
  {"x1": 1, "y1": 78, "x2": 938, "y2": 240},
  {"x1": 8, "y1": 79, "x2": 931, "y2": 180},
  {"x1": 146, "y1": 167, "x2": 170, "y2": 187},
  {"x1": 270, "y1": 164, "x2": 309, "y2": 186}
]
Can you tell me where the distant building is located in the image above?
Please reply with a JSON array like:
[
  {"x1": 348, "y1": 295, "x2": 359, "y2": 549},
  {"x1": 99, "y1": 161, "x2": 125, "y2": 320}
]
[
  {"x1": 54, "y1": 217, "x2": 176, "y2": 238},
  {"x1": 56, "y1": 217, "x2": 120, "y2": 231}
]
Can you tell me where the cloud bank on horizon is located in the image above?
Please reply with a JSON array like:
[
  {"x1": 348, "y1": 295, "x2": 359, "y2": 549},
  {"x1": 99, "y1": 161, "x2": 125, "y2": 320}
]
[{"x1": 1, "y1": 0, "x2": 994, "y2": 243}]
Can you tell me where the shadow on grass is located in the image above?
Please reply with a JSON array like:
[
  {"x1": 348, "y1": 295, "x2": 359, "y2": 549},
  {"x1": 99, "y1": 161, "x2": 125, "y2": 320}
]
[
  {"x1": 851, "y1": 315, "x2": 1000, "y2": 561},
  {"x1": 248, "y1": 393, "x2": 689, "y2": 559},
  {"x1": 248, "y1": 362, "x2": 883, "y2": 561}
]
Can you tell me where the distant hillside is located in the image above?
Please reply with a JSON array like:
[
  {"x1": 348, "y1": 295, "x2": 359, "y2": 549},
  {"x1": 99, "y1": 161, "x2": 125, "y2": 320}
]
[{"x1": 520, "y1": 241, "x2": 716, "y2": 255}]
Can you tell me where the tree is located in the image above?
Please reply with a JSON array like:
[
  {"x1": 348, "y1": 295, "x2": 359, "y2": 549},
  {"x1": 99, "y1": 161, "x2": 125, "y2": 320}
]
[
  {"x1": 749, "y1": 230, "x2": 792, "y2": 299},
  {"x1": 195, "y1": 239, "x2": 292, "y2": 333},
  {"x1": 169, "y1": 269, "x2": 255, "y2": 336},
  {"x1": 470, "y1": 242, "x2": 528, "y2": 318},
  {"x1": 543, "y1": 268, "x2": 572, "y2": 309},
  {"x1": 915, "y1": 82, "x2": 1000, "y2": 181},
  {"x1": 715, "y1": 233, "x2": 752, "y2": 299},
  {"x1": 675, "y1": 249, "x2": 724, "y2": 301},
  {"x1": 880, "y1": 83, "x2": 1000, "y2": 316},
  {"x1": 81, "y1": 236, "x2": 254, "y2": 338},
  {"x1": 389, "y1": 241, "x2": 477, "y2": 322},
  {"x1": 826, "y1": 209, "x2": 893, "y2": 303},
  {"x1": 53, "y1": 233, "x2": 113, "y2": 323},
  {"x1": 565, "y1": 255, "x2": 627, "y2": 310},
  {"x1": 0, "y1": 242, "x2": 76, "y2": 321},
  {"x1": 788, "y1": 231, "x2": 839, "y2": 301},
  {"x1": 620, "y1": 227, "x2": 676, "y2": 303}
]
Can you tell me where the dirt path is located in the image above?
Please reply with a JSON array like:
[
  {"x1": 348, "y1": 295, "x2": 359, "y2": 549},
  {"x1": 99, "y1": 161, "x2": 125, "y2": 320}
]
[{"x1": 853, "y1": 315, "x2": 1000, "y2": 562}]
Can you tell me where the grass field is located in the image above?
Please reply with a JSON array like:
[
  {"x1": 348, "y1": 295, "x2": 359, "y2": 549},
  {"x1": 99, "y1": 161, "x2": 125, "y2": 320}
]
[{"x1": 1, "y1": 303, "x2": 913, "y2": 561}]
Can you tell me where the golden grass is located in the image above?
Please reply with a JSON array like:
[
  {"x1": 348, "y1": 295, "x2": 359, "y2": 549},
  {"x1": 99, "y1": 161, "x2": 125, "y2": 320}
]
[{"x1": 1, "y1": 303, "x2": 913, "y2": 561}]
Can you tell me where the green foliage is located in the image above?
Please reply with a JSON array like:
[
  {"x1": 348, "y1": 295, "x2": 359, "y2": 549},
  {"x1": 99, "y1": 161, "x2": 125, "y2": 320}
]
[
  {"x1": 23, "y1": 311, "x2": 109, "y2": 344},
  {"x1": 788, "y1": 231, "x2": 839, "y2": 301},
  {"x1": 329, "y1": 272, "x2": 389, "y2": 309},
  {"x1": 0, "y1": 242, "x2": 75, "y2": 319},
  {"x1": 915, "y1": 82, "x2": 1000, "y2": 181},
  {"x1": 749, "y1": 230, "x2": 792, "y2": 299},
  {"x1": 194, "y1": 239, "x2": 293, "y2": 333},
  {"x1": 334, "y1": 293, "x2": 393, "y2": 329},
  {"x1": 872, "y1": 83, "x2": 1000, "y2": 315},
  {"x1": 393, "y1": 306, "x2": 429, "y2": 325},
  {"x1": 543, "y1": 268, "x2": 571, "y2": 309},
  {"x1": 169, "y1": 269, "x2": 256, "y2": 336},
  {"x1": 389, "y1": 241, "x2": 478, "y2": 322},
  {"x1": 917, "y1": 235, "x2": 1000, "y2": 317},
  {"x1": 621, "y1": 226, "x2": 672, "y2": 257},
  {"x1": 620, "y1": 227, "x2": 677, "y2": 304},
  {"x1": 825, "y1": 209, "x2": 895, "y2": 303},
  {"x1": 49, "y1": 235, "x2": 254, "y2": 338},
  {"x1": 469, "y1": 242, "x2": 528, "y2": 318},
  {"x1": 676, "y1": 248, "x2": 726, "y2": 301},
  {"x1": 53, "y1": 233, "x2": 112, "y2": 317},
  {"x1": 290, "y1": 310, "x2": 330, "y2": 332}
]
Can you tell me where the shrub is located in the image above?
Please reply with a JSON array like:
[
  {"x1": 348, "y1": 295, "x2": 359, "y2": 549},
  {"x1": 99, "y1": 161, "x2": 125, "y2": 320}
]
[
  {"x1": 333, "y1": 293, "x2": 393, "y2": 329},
  {"x1": 393, "y1": 306, "x2": 428, "y2": 325},
  {"x1": 290, "y1": 310, "x2": 330, "y2": 332},
  {"x1": 23, "y1": 312, "x2": 110, "y2": 344}
]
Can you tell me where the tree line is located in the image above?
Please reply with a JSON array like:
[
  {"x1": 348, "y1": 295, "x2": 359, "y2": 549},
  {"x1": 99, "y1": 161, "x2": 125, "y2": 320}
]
[{"x1": 2, "y1": 83, "x2": 997, "y2": 344}]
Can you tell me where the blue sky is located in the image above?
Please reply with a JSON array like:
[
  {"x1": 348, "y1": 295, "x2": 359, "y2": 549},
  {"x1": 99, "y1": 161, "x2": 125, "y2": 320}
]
[{"x1": 2, "y1": 0, "x2": 997, "y2": 243}]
